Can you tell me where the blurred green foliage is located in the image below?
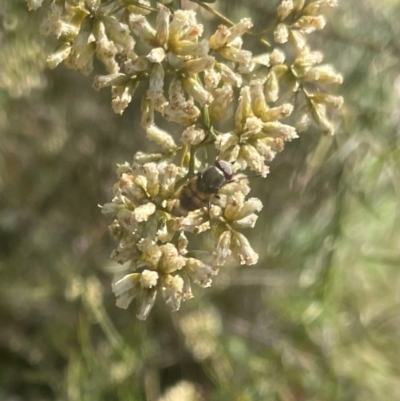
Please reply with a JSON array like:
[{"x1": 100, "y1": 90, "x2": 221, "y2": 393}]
[{"x1": 0, "y1": 1, "x2": 399, "y2": 400}]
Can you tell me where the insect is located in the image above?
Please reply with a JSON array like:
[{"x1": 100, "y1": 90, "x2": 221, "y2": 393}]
[{"x1": 171, "y1": 160, "x2": 234, "y2": 217}]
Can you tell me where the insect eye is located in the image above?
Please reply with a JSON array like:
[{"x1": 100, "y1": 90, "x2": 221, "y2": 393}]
[{"x1": 215, "y1": 160, "x2": 233, "y2": 180}]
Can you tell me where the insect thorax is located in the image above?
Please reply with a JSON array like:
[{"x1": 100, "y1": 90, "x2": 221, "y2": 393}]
[{"x1": 197, "y1": 166, "x2": 226, "y2": 194}]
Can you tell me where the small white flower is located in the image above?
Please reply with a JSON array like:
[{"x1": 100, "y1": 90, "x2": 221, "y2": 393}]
[
  {"x1": 209, "y1": 85, "x2": 234, "y2": 122},
  {"x1": 231, "y1": 231, "x2": 259, "y2": 265},
  {"x1": 293, "y1": 15, "x2": 326, "y2": 33},
  {"x1": 232, "y1": 214, "x2": 259, "y2": 229},
  {"x1": 158, "y1": 244, "x2": 186, "y2": 273},
  {"x1": 133, "y1": 203, "x2": 156, "y2": 222},
  {"x1": 294, "y1": 50, "x2": 324, "y2": 68},
  {"x1": 270, "y1": 48, "x2": 286, "y2": 65},
  {"x1": 185, "y1": 258, "x2": 217, "y2": 288},
  {"x1": 215, "y1": 231, "x2": 232, "y2": 266},
  {"x1": 209, "y1": 24, "x2": 231, "y2": 50},
  {"x1": 112, "y1": 273, "x2": 141, "y2": 309},
  {"x1": 239, "y1": 144, "x2": 269, "y2": 177},
  {"x1": 136, "y1": 288, "x2": 157, "y2": 320},
  {"x1": 147, "y1": 47, "x2": 166, "y2": 63},
  {"x1": 274, "y1": 23, "x2": 289, "y2": 44},
  {"x1": 226, "y1": 18, "x2": 253, "y2": 45},
  {"x1": 277, "y1": 0, "x2": 294, "y2": 21},
  {"x1": 138, "y1": 238, "x2": 162, "y2": 269},
  {"x1": 140, "y1": 270, "x2": 159, "y2": 288},
  {"x1": 204, "y1": 68, "x2": 221, "y2": 89},
  {"x1": 161, "y1": 274, "x2": 184, "y2": 311}
]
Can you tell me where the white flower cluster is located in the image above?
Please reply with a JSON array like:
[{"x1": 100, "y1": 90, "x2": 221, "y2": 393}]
[
  {"x1": 29, "y1": 0, "x2": 343, "y2": 318},
  {"x1": 102, "y1": 159, "x2": 260, "y2": 319}
]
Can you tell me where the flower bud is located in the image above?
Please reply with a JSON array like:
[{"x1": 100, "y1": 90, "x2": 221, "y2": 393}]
[
  {"x1": 274, "y1": 23, "x2": 289, "y2": 44},
  {"x1": 204, "y1": 69, "x2": 221, "y2": 90},
  {"x1": 277, "y1": 0, "x2": 294, "y2": 21},
  {"x1": 111, "y1": 81, "x2": 139, "y2": 114},
  {"x1": 231, "y1": 231, "x2": 259, "y2": 265},
  {"x1": 183, "y1": 56, "x2": 215, "y2": 75},
  {"x1": 260, "y1": 103, "x2": 293, "y2": 122},
  {"x1": 310, "y1": 101, "x2": 334, "y2": 135},
  {"x1": 303, "y1": 65, "x2": 343, "y2": 84},
  {"x1": 164, "y1": 102, "x2": 201, "y2": 126},
  {"x1": 93, "y1": 73, "x2": 129, "y2": 90},
  {"x1": 226, "y1": 18, "x2": 253, "y2": 44},
  {"x1": 183, "y1": 77, "x2": 213, "y2": 106},
  {"x1": 148, "y1": 63, "x2": 165, "y2": 99},
  {"x1": 129, "y1": 14, "x2": 156, "y2": 45},
  {"x1": 47, "y1": 43, "x2": 72, "y2": 69},
  {"x1": 235, "y1": 86, "x2": 253, "y2": 131},
  {"x1": 209, "y1": 85, "x2": 234, "y2": 122},
  {"x1": 261, "y1": 121, "x2": 298, "y2": 141},
  {"x1": 264, "y1": 71, "x2": 279, "y2": 102},
  {"x1": 209, "y1": 24, "x2": 230, "y2": 50},
  {"x1": 215, "y1": 230, "x2": 232, "y2": 266},
  {"x1": 294, "y1": 50, "x2": 323, "y2": 68},
  {"x1": 289, "y1": 29, "x2": 307, "y2": 53},
  {"x1": 181, "y1": 126, "x2": 206, "y2": 146},
  {"x1": 143, "y1": 163, "x2": 160, "y2": 197},
  {"x1": 219, "y1": 46, "x2": 252, "y2": 64},
  {"x1": 146, "y1": 125, "x2": 177, "y2": 152},
  {"x1": 215, "y1": 63, "x2": 242, "y2": 87},
  {"x1": 172, "y1": 39, "x2": 209, "y2": 58},
  {"x1": 250, "y1": 80, "x2": 269, "y2": 118},
  {"x1": 156, "y1": 4, "x2": 170, "y2": 47},
  {"x1": 293, "y1": 15, "x2": 326, "y2": 33},
  {"x1": 102, "y1": 16, "x2": 134, "y2": 51},
  {"x1": 311, "y1": 93, "x2": 344, "y2": 108}
]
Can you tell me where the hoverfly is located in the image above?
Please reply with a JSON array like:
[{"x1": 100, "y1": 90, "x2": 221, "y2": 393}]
[{"x1": 171, "y1": 160, "x2": 234, "y2": 217}]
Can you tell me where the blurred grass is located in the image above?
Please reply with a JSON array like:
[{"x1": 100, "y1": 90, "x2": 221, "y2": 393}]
[{"x1": 0, "y1": 1, "x2": 399, "y2": 400}]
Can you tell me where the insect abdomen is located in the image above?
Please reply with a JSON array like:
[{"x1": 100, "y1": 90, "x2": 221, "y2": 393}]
[{"x1": 180, "y1": 177, "x2": 211, "y2": 211}]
